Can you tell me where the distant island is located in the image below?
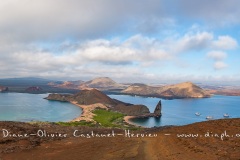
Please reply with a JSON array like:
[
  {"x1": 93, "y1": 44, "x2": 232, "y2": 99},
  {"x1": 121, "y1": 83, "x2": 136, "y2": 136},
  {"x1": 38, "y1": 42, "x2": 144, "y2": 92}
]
[
  {"x1": 122, "y1": 82, "x2": 211, "y2": 99},
  {"x1": 1, "y1": 77, "x2": 239, "y2": 97}
]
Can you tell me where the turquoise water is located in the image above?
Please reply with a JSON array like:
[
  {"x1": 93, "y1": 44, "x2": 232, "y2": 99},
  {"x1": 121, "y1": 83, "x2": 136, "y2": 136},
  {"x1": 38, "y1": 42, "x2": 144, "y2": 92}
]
[
  {"x1": 1, "y1": 93, "x2": 239, "y2": 126},
  {"x1": 109, "y1": 94, "x2": 240, "y2": 127},
  {"x1": 0, "y1": 93, "x2": 82, "y2": 122}
]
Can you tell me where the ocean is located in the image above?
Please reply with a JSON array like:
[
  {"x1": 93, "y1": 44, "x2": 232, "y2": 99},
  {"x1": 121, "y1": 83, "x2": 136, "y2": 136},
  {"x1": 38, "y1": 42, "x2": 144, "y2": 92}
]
[
  {"x1": 0, "y1": 92, "x2": 239, "y2": 127},
  {"x1": 109, "y1": 94, "x2": 240, "y2": 127}
]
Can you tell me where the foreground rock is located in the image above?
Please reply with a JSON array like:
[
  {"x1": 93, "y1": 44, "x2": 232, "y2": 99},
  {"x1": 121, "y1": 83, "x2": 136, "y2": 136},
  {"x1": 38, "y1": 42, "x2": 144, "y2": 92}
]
[
  {"x1": 1, "y1": 119, "x2": 240, "y2": 159},
  {"x1": 45, "y1": 89, "x2": 161, "y2": 117},
  {"x1": 122, "y1": 82, "x2": 211, "y2": 99}
]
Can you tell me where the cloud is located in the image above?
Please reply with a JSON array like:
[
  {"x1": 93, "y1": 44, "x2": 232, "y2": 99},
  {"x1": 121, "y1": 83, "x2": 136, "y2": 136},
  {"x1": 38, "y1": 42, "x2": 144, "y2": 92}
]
[
  {"x1": 174, "y1": 0, "x2": 240, "y2": 25},
  {"x1": 214, "y1": 61, "x2": 228, "y2": 70},
  {"x1": 0, "y1": 31, "x2": 237, "y2": 79},
  {"x1": 212, "y1": 36, "x2": 238, "y2": 50},
  {"x1": 174, "y1": 32, "x2": 213, "y2": 53},
  {"x1": 207, "y1": 51, "x2": 228, "y2": 70},
  {"x1": 207, "y1": 51, "x2": 227, "y2": 61},
  {"x1": 0, "y1": 0, "x2": 164, "y2": 43}
]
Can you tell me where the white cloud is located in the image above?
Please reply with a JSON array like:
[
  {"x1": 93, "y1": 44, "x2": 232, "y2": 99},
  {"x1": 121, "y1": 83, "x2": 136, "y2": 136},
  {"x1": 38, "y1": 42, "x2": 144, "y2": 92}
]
[
  {"x1": 214, "y1": 61, "x2": 228, "y2": 70},
  {"x1": 0, "y1": 30, "x2": 238, "y2": 81},
  {"x1": 0, "y1": 0, "x2": 163, "y2": 43},
  {"x1": 212, "y1": 36, "x2": 238, "y2": 50},
  {"x1": 174, "y1": 32, "x2": 213, "y2": 53},
  {"x1": 207, "y1": 51, "x2": 227, "y2": 60},
  {"x1": 207, "y1": 50, "x2": 228, "y2": 70}
]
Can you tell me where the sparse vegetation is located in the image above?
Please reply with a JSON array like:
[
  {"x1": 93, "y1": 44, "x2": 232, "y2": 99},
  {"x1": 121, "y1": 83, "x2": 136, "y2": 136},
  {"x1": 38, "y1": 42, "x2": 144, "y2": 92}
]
[
  {"x1": 56, "y1": 109, "x2": 141, "y2": 130},
  {"x1": 93, "y1": 109, "x2": 125, "y2": 128}
]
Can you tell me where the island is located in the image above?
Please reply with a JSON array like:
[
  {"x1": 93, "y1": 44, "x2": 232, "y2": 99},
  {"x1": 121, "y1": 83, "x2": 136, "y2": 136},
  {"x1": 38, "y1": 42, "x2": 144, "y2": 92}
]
[
  {"x1": 45, "y1": 89, "x2": 162, "y2": 125},
  {"x1": 122, "y1": 82, "x2": 211, "y2": 99}
]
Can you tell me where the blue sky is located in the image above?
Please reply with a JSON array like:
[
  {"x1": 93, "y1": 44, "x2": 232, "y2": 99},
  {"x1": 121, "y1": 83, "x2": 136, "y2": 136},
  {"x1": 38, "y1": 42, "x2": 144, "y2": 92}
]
[{"x1": 0, "y1": 0, "x2": 239, "y2": 84}]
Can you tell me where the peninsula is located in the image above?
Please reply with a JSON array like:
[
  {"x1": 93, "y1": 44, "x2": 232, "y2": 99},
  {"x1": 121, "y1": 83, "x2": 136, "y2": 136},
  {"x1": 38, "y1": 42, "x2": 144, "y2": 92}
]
[{"x1": 45, "y1": 89, "x2": 162, "y2": 124}]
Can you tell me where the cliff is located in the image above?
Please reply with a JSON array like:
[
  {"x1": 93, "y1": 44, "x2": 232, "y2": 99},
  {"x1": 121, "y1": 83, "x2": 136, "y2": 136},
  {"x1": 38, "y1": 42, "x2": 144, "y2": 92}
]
[{"x1": 122, "y1": 82, "x2": 211, "y2": 99}]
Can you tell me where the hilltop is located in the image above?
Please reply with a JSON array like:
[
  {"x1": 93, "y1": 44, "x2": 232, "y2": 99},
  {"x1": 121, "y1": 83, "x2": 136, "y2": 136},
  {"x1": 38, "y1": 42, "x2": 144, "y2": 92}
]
[
  {"x1": 79, "y1": 77, "x2": 126, "y2": 90},
  {"x1": 47, "y1": 77, "x2": 126, "y2": 91},
  {"x1": 122, "y1": 82, "x2": 211, "y2": 99}
]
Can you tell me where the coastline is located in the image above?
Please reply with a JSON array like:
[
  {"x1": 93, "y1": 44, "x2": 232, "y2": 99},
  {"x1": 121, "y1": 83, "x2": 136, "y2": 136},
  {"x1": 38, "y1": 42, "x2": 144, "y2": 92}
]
[
  {"x1": 70, "y1": 101, "x2": 143, "y2": 127},
  {"x1": 124, "y1": 116, "x2": 143, "y2": 127}
]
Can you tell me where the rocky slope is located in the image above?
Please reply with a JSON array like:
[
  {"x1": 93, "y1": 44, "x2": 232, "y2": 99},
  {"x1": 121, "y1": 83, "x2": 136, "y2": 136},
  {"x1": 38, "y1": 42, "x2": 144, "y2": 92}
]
[
  {"x1": 122, "y1": 82, "x2": 211, "y2": 99},
  {"x1": 47, "y1": 77, "x2": 126, "y2": 91},
  {"x1": 79, "y1": 77, "x2": 126, "y2": 90},
  {"x1": 48, "y1": 81, "x2": 84, "y2": 89},
  {"x1": 1, "y1": 119, "x2": 240, "y2": 160}
]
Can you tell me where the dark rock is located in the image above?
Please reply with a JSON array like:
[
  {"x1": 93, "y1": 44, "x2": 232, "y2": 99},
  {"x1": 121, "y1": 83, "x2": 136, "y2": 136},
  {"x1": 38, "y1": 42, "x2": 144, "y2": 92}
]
[
  {"x1": 44, "y1": 94, "x2": 70, "y2": 102},
  {"x1": 25, "y1": 86, "x2": 43, "y2": 92},
  {"x1": 153, "y1": 100, "x2": 162, "y2": 117}
]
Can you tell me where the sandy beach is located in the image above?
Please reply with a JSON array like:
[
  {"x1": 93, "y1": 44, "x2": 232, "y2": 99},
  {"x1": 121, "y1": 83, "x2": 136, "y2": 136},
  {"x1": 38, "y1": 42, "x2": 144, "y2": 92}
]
[
  {"x1": 123, "y1": 116, "x2": 142, "y2": 127},
  {"x1": 71, "y1": 102, "x2": 142, "y2": 127},
  {"x1": 70, "y1": 101, "x2": 108, "y2": 122}
]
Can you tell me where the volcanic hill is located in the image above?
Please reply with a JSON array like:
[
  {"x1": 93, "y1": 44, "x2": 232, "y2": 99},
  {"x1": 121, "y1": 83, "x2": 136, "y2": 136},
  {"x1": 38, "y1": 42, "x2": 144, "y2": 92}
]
[
  {"x1": 122, "y1": 82, "x2": 211, "y2": 99},
  {"x1": 79, "y1": 77, "x2": 126, "y2": 90}
]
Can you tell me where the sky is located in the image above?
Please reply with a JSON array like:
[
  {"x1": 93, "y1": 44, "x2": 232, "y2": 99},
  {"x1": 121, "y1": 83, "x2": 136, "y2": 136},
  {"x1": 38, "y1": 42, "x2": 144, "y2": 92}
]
[{"x1": 0, "y1": 0, "x2": 239, "y2": 84}]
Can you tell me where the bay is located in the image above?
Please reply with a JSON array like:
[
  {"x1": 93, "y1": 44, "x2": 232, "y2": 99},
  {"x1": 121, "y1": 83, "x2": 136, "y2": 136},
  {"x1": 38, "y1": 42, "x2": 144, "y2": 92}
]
[
  {"x1": 0, "y1": 93, "x2": 82, "y2": 122},
  {"x1": 109, "y1": 94, "x2": 240, "y2": 128}
]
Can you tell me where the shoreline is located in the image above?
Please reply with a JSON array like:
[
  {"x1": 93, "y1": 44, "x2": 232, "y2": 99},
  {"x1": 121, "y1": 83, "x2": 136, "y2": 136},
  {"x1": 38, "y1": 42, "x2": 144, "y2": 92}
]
[
  {"x1": 70, "y1": 101, "x2": 108, "y2": 122},
  {"x1": 123, "y1": 116, "x2": 143, "y2": 127},
  {"x1": 70, "y1": 101, "x2": 143, "y2": 127}
]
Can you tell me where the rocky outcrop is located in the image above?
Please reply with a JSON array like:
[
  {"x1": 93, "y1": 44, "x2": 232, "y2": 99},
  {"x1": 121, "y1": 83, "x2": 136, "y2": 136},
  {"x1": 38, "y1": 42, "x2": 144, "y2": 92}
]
[
  {"x1": 45, "y1": 93, "x2": 71, "y2": 102},
  {"x1": 0, "y1": 86, "x2": 8, "y2": 92},
  {"x1": 122, "y1": 82, "x2": 211, "y2": 99},
  {"x1": 153, "y1": 100, "x2": 162, "y2": 117}
]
